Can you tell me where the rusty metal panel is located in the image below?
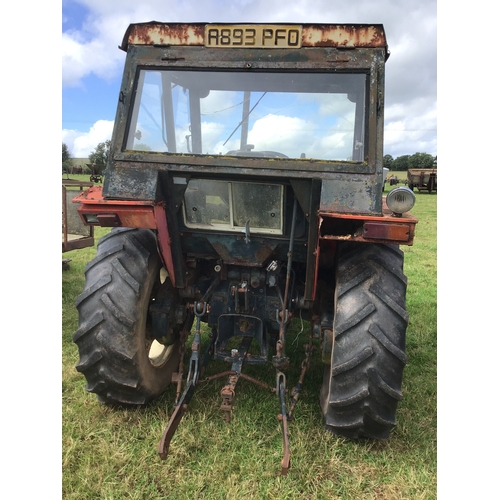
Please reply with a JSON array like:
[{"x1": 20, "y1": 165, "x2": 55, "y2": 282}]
[
  {"x1": 121, "y1": 23, "x2": 205, "y2": 49},
  {"x1": 302, "y1": 24, "x2": 386, "y2": 48},
  {"x1": 154, "y1": 204, "x2": 178, "y2": 287},
  {"x1": 121, "y1": 22, "x2": 387, "y2": 53},
  {"x1": 319, "y1": 178, "x2": 379, "y2": 215},
  {"x1": 102, "y1": 163, "x2": 159, "y2": 201},
  {"x1": 77, "y1": 204, "x2": 157, "y2": 229},
  {"x1": 363, "y1": 222, "x2": 411, "y2": 242},
  {"x1": 73, "y1": 186, "x2": 157, "y2": 228},
  {"x1": 73, "y1": 185, "x2": 154, "y2": 205},
  {"x1": 318, "y1": 210, "x2": 417, "y2": 246},
  {"x1": 208, "y1": 237, "x2": 278, "y2": 267}
]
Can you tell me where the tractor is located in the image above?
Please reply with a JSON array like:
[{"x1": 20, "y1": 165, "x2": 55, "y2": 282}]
[{"x1": 73, "y1": 22, "x2": 418, "y2": 474}]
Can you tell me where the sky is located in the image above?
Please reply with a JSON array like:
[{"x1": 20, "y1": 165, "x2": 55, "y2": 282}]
[{"x1": 62, "y1": 0, "x2": 437, "y2": 160}]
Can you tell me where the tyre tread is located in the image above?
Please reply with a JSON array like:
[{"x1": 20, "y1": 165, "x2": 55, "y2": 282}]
[
  {"x1": 75, "y1": 275, "x2": 111, "y2": 308},
  {"x1": 111, "y1": 257, "x2": 141, "y2": 294},
  {"x1": 100, "y1": 292, "x2": 135, "y2": 328},
  {"x1": 73, "y1": 228, "x2": 180, "y2": 406},
  {"x1": 330, "y1": 346, "x2": 374, "y2": 376},
  {"x1": 335, "y1": 303, "x2": 375, "y2": 338},
  {"x1": 321, "y1": 243, "x2": 408, "y2": 439}
]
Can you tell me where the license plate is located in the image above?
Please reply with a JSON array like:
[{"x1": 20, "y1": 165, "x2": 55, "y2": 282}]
[{"x1": 205, "y1": 25, "x2": 302, "y2": 48}]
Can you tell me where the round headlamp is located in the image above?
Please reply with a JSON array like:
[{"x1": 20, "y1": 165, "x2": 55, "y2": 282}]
[{"x1": 386, "y1": 186, "x2": 416, "y2": 216}]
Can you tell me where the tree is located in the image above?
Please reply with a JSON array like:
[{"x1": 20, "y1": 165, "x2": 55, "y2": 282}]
[
  {"x1": 385, "y1": 152, "x2": 436, "y2": 172},
  {"x1": 408, "y1": 152, "x2": 434, "y2": 169},
  {"x1": 62, "y1": 142, "x2": 71, "y2": 163},
  {"x1": 89, "y1": 140, "x2": 111, "y2": 166},
  {"x1": 62, "y1": 142, "x2": 73, "y2": 173},
  {"x1": 383, "y1": 154, "x2": 394, "y2": 170},
  {"x1": 391, "y1": 154, "x2": 410, "y2": 171}
]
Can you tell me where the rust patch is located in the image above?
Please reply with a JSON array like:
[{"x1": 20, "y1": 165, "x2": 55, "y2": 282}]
[
  {"x1": 210, "y1": 240, "x2": 276, "y2": 266},
  {"x1": 72, "y1": 185, "x2": 153, "y2": 206},
  {"x1": 302, "y1": 24, "x2": 386, "y2": 48},
  {"x1": 120, "y1": 22, "x2": 386, "y2": 52},
  {"x1": 122, "y1": 22, "x2": 205, "y2": 50}
]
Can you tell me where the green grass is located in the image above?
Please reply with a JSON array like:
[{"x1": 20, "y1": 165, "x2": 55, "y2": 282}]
[{"x1": 62, "y1": 187, "x2": 436, "y2": 499}]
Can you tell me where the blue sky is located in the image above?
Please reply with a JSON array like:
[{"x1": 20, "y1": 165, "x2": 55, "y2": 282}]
[
  {"x1": 62, "y1": 0, "x2": 438, "y2": 159},
  {"x1": 63, "y1": 76, "x2": 119, "y2": 129}
]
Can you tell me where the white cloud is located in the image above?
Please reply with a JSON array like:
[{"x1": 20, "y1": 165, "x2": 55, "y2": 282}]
[
  {"x1": 248, "y1": 114, "x2": 310, "y2": 154},
  {"x1": 62, "y1": 120, "x2": 114, "y2": 157},
  {"x1": 62, "y1": 1, "x2": 239, "y2": 87},
  {"x1": 384, "y1": 100, "x2": 437, "y2": 157},
  {"x1": 62, "y1": 28, "x2": 127, "y2": 87}
]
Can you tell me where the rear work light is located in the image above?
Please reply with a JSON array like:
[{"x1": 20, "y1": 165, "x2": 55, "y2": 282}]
[
  {"x1": 83, "y1": 213, "x2": 99, "y2": 224},
  {"x1": 386, "y1": 187, "x2": 416, "y2": 217},
  {"x1": 82, "y1": 213, "x2": 121, "y2": 226}
]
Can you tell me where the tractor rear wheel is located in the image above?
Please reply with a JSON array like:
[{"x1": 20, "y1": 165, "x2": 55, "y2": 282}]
[
  {"x1": 320, "y1": 243, "x2": 408, "y2": 439},
  {"x1": 73, "y1": 228, "x2": 182, "y2": 405}
]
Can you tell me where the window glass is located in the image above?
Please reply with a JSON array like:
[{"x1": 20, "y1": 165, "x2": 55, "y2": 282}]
[
  {"x1": 184, "y1": 179, "x2": 230, "y2": 227},
  {"x1": 232, "y1": 183, "x2": 281, "y2": 230},
  {"x1": 184, "y1": 179, "x2": 283, "y2": 234},
  {"x1": 127, "y1": 70, "x2": 367, "y2": 162}
]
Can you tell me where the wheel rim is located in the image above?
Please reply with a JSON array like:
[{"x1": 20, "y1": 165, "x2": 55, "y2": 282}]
[
  {"x1": 159, "y1": 267, "x2": 169, "y2": 284},
  {"x1": 146, "y1": 266, "x2": 177, "y2": 368},
  {"x1": 148, "y1": 341, "x2": 175, "y2": 367}
]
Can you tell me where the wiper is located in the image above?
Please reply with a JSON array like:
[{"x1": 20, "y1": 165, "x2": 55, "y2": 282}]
[{"x1": 223, "y1": 92, "x2": 267, "y2": 146}]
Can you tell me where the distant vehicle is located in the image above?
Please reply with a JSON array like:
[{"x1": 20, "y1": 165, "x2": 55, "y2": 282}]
[
  {"x1": 86, "y1": 163, "x2": 104, "y2": 183},
  {"x1": 408, "y1": 168, "x2": 437, "y2": 192}
]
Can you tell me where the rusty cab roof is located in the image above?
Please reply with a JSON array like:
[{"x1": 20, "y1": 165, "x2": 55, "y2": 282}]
[{"x1": 119, "y1": 21, "x2": 388, "y2": 57}]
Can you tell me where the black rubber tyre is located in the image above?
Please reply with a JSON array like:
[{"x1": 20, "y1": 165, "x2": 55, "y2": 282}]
[
  {"x1": 73, "y1": 227, "x2": 181, "y2": 405},
  {"x1": 320, "y1": 243, "x2": 408, "y2": 439}
]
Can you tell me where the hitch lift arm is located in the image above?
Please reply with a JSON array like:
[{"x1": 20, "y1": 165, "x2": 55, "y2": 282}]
[{"x1": 158, "y1": 302, "x2": 211, "y2": 459}]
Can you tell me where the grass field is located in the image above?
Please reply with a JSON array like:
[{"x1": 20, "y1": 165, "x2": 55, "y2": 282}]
[{"x1": 62, "y1": 183, "x2": 437, "y2": 499}]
